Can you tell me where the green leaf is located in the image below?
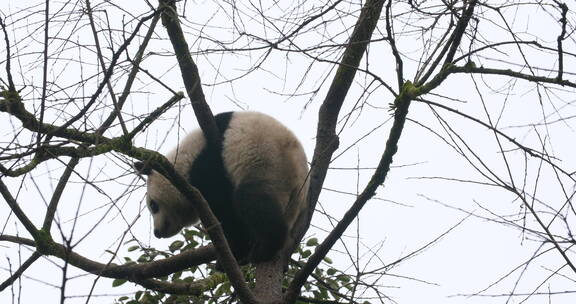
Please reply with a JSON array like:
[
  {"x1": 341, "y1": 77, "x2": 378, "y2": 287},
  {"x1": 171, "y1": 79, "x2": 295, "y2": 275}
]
[
  {"x1": 330, "y1": 290, "x2": 341, "y2": 300},
  {"x1": 215, "y1": 281, "x2": 231, "y2": 297},
  {"x1": 302, "y1": 249, "x2": 312, "y2": 258},
  {"x1": 327, "y1": 268, "x2": 337, "y2": 275},
  {"x1": 169, "y1": 240, "x2": 184, "y2": 252},
  {"x1": 112, "y1": 279, "x2": 127, "y2": 287},
  {"x1": 123, "y1": 238, "x2": 137, "y2": 245},
  {"x1": 337, "y1": 274, "x2": 351, "y2": 283},
  {"x1": 306, "y1": 237, "x2": 318, "y2": 247},
  {"x1": 184, "y1": 229, "x2": 203, "y2": 241},
  {"x1": 172, "y1": 271, "x2": 182, "y2": 280},
  {"x1": 128, "y1": 245, "x2": 139, "y2": 252},
  {"x1": 323, "y1": 256, "x2": 333, "y2": 264},
  {"x1": 327, "y1": 278, "x2": 338, "y2": 290}
]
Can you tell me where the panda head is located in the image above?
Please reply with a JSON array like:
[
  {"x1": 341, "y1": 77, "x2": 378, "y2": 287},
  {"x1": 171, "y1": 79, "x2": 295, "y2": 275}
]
[{"x1": 134, "y1": 161, "x2": 199, "y2": 238}]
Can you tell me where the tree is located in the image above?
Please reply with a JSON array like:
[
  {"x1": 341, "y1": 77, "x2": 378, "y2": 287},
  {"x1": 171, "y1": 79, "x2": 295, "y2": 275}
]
[{"x1": 1, "y1": 0, "x2": 575, "y2": 303}]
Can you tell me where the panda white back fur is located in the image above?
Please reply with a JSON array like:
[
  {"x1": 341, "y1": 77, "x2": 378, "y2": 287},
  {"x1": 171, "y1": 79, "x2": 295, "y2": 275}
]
[{"x1": 135, "y1": 111, "x2": 309, "y2": 264}]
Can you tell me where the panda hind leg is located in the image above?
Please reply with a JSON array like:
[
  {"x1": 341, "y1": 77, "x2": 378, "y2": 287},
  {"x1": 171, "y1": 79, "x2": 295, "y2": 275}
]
[{"x1": 233, "y1": 181, "x2": 288, "y2": 263}]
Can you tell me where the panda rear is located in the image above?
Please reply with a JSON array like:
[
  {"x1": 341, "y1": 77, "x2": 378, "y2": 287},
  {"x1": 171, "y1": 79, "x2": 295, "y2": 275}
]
[{"x1": 136, "y1": 111, "x2": 309, "y2": 264}]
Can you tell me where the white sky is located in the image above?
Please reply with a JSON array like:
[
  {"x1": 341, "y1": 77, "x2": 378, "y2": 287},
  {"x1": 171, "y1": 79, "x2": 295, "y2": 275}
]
[{"x1": 1, "y1": 1, "x2": 575, "y2": 303}]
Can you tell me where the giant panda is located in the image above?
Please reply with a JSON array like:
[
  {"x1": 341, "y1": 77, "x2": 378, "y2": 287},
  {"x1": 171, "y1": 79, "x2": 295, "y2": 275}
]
[{"x1": 134, "y1": 111, "x2": 309, "y2": 264}]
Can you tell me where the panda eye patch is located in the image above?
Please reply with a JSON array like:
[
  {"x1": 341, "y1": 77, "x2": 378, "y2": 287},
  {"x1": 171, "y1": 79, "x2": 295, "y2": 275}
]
[{"x1": 149, "y1": 200, "x2": 159, "y2": 214}]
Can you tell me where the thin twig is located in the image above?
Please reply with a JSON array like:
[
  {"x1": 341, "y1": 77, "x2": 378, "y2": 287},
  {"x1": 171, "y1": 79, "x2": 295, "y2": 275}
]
[
  {"x1": 0, "y1": 15, "x2": 15, "y2": 91},
  {"x1": 42, "y1": 157, "x2": 80, "y2": 231}
]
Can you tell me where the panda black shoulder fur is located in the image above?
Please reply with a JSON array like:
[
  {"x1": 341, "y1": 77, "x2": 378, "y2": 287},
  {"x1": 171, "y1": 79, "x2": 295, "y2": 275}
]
[{"x1": 134, "y1": 111, "x2": 309, "y2": 264}]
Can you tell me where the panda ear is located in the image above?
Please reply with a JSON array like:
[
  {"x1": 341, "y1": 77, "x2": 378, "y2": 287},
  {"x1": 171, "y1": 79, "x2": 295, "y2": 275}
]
[{"x1": 134, "y1": 161, "x2": 152, "y2": 175}]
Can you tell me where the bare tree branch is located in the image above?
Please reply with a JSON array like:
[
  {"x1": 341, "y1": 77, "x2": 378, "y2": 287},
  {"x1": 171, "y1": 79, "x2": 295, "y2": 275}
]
[
  {"x1": 97, "y1": 5, "x2": 162, "y2": 135},
  {"x1": 51, "y1": 10, "x2": 159, "y2": 135},
  {"x1": 304, "y1": 0, "x2": 386, "y2": 242},
  {"x1": 0, "y1": 14, "x2": 15, "y2": 91},
  {"x1": 0, "y1": 234, "x2": 217, "y2": 284},
  {"x1": 450, "y1": 65, "x2": 576, "y2": 88},
  {"x1": 416, "y1": 0, "x2": 477, "y2": 85},
  {"x1": 42, "y1": 157, "x2": 80, "y2": 231},
  {"x1": 158, "y1": 0, "x2": 221, "y2": 148},
  {"x1": 0, "y1": 180, "x2": 39, "y2": 239},
  {"x1": 85, "y1": 0, "x2": 129, "y2": 136},
  {"x1": 286, "y1": 81, "x2": 412, "y2": 303}
]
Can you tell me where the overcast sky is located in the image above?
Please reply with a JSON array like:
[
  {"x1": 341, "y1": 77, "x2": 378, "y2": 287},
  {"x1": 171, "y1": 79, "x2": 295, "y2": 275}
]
[{"x1": 1, "y1": 1, "x2": 575, "y2": 303}]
